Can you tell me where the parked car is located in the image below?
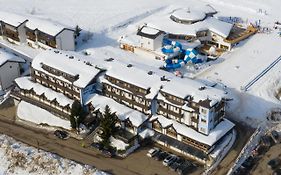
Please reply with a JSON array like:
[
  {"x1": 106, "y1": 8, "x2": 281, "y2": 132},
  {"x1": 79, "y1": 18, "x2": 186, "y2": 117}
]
[
  {"x1": 147, "y1": 147, "x2": 160, "y2": 157},
  {"x1": 241, "y1": 156, "x2": 255, "y2": 169},
  {"x1": 271, "y1": 130, "x2": 280, "y2": 143},
  {"x1": 91, "y1": 142, "x2": 102, "y2": 150},
  {"x1": 177, "y1": 161, "x2": 195, "y2": 175},
  {"x1": 273, "y1": 168, "x2": 281, "y2": 175},
  {"x1": 268, "y1": 158, "x2": 281, "y2": 170},
  {"x1": 154, "y1": 151, "x2": 169, "y2": 161},
  {"x1": 101, "y1": 149, "x2": 114, "y2": 158},
  {"x1": 169, "y1": 157, "x2": 185, "y2": 171},
  {"x1": 261, "y1": 135, "x2": 274, "y2": 147},
  {"x1": 163, "y1": 154, "x2": 178, "y2": 166},
  {"x1": 54, "y1": 130, "x2": 69, "y2": 140}
]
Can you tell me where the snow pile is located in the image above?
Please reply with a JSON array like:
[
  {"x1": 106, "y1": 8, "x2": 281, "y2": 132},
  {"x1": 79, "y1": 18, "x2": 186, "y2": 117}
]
[
  {"x1": 0, "y1": 134, "x2": 108, "y2": 175},
  {"x1": 17, "y1": 101, "x2": 71, "y2": 130},
  {"x1": 110, "y1": 136, "x2": 129, "y2": 151}
]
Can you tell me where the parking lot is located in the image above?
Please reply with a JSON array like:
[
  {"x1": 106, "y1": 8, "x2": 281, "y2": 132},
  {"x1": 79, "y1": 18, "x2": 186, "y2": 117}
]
[{"x1": 251, "y1": 142, "x2": 281, "y2": 174}]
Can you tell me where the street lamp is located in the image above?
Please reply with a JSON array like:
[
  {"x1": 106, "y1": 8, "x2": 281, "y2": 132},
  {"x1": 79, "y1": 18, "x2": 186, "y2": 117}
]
[{"x1": 74, "y1": 115, "x2": 80, "y2": 134}]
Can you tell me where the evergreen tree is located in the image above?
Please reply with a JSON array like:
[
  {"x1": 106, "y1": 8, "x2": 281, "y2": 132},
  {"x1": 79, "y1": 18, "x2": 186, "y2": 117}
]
[
  {"x1": 70, "y1": 100, "x2": 85, "y2": 129},
  {"x1": 99, "y1": 105, "x2": 118, "y2": 148}
]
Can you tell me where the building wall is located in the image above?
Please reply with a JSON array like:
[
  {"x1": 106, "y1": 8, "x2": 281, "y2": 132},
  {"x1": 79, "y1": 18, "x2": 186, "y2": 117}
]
[
  {"x1": 0, "y1": 62, "x2": 20, "y2": 90},
  {"x1": 17, "y1": 23, "x2": 27, "y2": 43},
  {"x1": 210, "y1": 31, "x2": 231, "y2": 51},
  {"x1": 56, "y1": 29, "x2": 75, "y2": 51}
]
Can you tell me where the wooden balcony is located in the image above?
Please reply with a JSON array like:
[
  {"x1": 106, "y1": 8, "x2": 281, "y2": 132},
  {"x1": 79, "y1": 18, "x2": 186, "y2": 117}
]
[
  {"x1": 157, "y1": 106, "x2": 183, "y2": 119},
  {"x1": 11, "y1": 91, "x2": 70, "y2": 119},
  {"x1": 32, "y1": 74, "x2": 80, "y2": 99}
]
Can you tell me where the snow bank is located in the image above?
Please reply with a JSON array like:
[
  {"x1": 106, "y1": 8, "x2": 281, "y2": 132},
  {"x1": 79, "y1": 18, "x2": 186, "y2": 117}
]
[
  {"x1": 110, "y1": 136, "x2": 129, "y2": 151},
  {"x1": 17, "y1": 101, "x2": 71, "y2": 130},
  {"x1": 0, "y1": 134, "x2": 108, "y2": 175}
]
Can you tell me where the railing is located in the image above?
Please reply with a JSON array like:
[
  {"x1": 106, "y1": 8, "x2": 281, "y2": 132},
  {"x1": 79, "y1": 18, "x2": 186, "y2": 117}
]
[{"x1": 11, "y1": 91, "x2": 70, "y2": 119}]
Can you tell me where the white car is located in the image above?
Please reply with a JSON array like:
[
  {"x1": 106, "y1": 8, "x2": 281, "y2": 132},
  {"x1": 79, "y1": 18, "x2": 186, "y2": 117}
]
[
  {"x1": 163, "y1": 154, "x2": 178, "y2": 166},
  {"x1": 146, "y1": 147, "x2": 160, "y2": 157}
]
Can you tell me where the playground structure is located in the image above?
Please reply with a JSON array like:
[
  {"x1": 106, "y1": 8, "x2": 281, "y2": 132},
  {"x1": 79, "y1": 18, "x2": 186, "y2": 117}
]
[{"x1": 161, "y1": 38, "x2": 203, "y2": 70}]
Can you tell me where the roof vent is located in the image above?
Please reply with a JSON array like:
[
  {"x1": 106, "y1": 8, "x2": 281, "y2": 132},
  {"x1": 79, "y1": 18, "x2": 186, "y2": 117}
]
[
  {"x1": 86, "y1": 62, "x2": 93, "y2": 66},
  {"x1": 148, "y1": 71, "x2": 153, "y2": 75},
  {"x1": 127, "y1": 64, "x2": 133, "y2": 68},
  {"x1": 199, "y1": 86, "x2": 206, "y2": 91},
  {"x1": 105, "y1": 58, "x2": 114, "y2": 62},
  {"x1": 69, "y1": 56, "x2": 74, "y2": 59},
  {"x1": 54, "y1": 50, "x2": 59, "y2": 54}
]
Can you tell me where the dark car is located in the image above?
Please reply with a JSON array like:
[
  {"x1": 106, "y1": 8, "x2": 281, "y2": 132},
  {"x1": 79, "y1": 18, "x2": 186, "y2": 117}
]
[
  {"x1": 154, "y1": 151, "x2": 169, "y2": 161},
  {"x1": 169, "y1": 157, "x2": 185, "y2": 171},
  {"x1": 271, "y1": 130, "x2": 279, "y2": 143},
  {"x1": 268, "y1": 158, "x2": 281, "y2": 170},
  {"x1": 101, "y1": 149, "x2": 114, "y2": 158},
  {"x1": 54, "y1": 130, "x2": 69, "y2": 140},
  {"x1": 241, "y1": 156, "x2": 255, "y2": 169},
  {"x1": 273, "y1": 169, "x2": 281, "y2": 175},
  {"x1": 91, "y1": 142, "x2": 102, "y2": 150},
  {"x1": 177, "y1": 161, "x2": 195, "y2": 175}
]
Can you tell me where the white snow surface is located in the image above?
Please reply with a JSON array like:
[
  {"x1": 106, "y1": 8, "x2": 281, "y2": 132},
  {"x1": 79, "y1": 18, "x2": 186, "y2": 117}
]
[
  {"x1": 110, "y1": 136, "x2": 129, "y2": 151},
  {"x1": 0, "y1": 10, "x2": 27, "y2": 27},
  {"x1": 17, "y1": 101, "x2": 71, "y2": 130},
  {"x1": 0, "y1": 0, "x2": 279, "y2": 126},
  {"x1": 0, "y1": 134, "x2": 108, "y2": 175},
  {"x1": 32, "y1": 50, "x2": 102, "y2": 88}
]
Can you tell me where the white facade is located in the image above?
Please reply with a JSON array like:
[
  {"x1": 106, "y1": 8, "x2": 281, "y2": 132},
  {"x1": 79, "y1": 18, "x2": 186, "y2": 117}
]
[
  {"x1": 139, "y1": 33, "x2": 164, "y2": 51},
  {"x1": 198, "y1": 106, "x2": 217, "y2": 135},
  {"x1": 56, "y1": 29, "x2": 76, "y2": 51},
  {"x1": 210, "y1": 31, "x2": 231, "y2": 51},
  {"x1": 17, "y1": 21, "x2": 28, "y2": 43},
  {"x1": 0, "y1": 61, "x2": 21, "y2": 90}
]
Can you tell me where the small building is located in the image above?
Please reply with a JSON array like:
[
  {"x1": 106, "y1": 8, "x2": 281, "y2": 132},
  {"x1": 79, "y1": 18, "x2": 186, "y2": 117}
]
[
  {"x1": 0, "y1": 49, "x2": 25, "y2": 90},
  {"x1": 136, "y1": 26, "x2": 165, "y2": 51},
  {"x1": 25, "y1": 17, "x2": 77, "y2": 50},
  {"x1": 0, "y1": 11, "x2": 28, "y2": 43}
]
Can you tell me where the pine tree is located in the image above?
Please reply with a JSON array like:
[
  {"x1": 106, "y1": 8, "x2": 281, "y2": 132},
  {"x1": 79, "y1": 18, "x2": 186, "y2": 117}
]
[
  {"x1": 70, "y1": 100, "x2": 85, "y2": 129},
  {"x1": 99, "y1": 105, "x2": 118, "y2": 148}
]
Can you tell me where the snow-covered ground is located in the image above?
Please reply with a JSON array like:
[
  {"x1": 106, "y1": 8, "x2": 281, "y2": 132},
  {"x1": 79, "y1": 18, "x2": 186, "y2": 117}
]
[
  {"x1": 0, "y1": 134, "x2": 108, "y2": 175},
  {"x1": 0, "y1": 0, "x2": 279, "y2": 125},
  {"x1": 17, "y1": 101, "x2": 71, "y2": 130},
  {"x1": 110, "y1": 136, "x2": 129, "y2": 151}
]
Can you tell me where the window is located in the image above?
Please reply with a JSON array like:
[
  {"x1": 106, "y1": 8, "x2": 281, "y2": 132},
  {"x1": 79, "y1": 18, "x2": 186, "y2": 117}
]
[
  {"x1": 9, "y1": 65, "x2": 12, "y2": 69},
  {"x1": 201, "y1": 118, "x2": 207, "y2": 123},
  {"x1": 200, "y1": 127, "x2": 206, "y2": 133},
  {"x1": 201, "y1": 108, "x2": 208, "y2": 114}
]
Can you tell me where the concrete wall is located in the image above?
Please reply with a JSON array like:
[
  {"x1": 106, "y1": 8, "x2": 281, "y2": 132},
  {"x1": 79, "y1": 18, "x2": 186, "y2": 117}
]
[
  {"x1": 18, "y1": 23, "x2": 27, "y2": 43},
  {"x1": 0, "y1": 62, "x2": 20, "y2": 90},
  {"x1": 56, "y1": 29, "x2": 75, "y2": 51}
]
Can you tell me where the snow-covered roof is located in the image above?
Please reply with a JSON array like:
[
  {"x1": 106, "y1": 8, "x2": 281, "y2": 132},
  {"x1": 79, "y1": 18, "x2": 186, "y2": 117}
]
[
  {"x1": 137, "y1": 26, "x2": 164, "y2": 39},
  {"x1": 104, "y1": 61, "x2": 162, "y2": 98},
  {"x1": 32, "y1": 50, "x2": 102, "y2": 88},
  {"x1": 171, "y1": 8, "x2": 206, "y2": 22},
  {"x1": 147, "y1": 8, "x2": 233, "y2": 38},
  {"x1": 0, "y1": 49, "x2": 25, "y2": 67},
  {"x1": 17, "y1": 101, "x2": 71, "y2": 130},
  {"x1": 0, "y1": 11, "x2": 28, "y2": 27},
  {"x1": 150, "y1": 115, "x2": 235, "y2": 146},
  {"x1": 160, "y1": 77, "x2": 226, "y2": 107},
  {"x1": 85, "y1": 93, "x2": 148, "y2": 127},
  {"x1": 26, "y1": 17, "x2": 74, "y2": 36},
  {"x1": 15, "y1": 76, "x2": 73, "y2": 107}
]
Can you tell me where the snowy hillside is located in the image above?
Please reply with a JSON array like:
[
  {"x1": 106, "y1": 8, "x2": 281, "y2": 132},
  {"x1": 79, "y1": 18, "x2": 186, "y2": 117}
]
[{"x1": 0, "y1": 0, "x2": 280, "y2": 133}]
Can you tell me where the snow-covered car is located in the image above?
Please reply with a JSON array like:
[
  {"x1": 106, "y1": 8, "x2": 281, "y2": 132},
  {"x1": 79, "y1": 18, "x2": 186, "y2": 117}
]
[
  {"x1": 54, "y1": 130, "x2": 69, "y2": 140},
  {"x1": 163, "y1": 154, "x2": 178, "y2": 166},
  {"x1": 146, "y1": 147, "x2": 160, "y2": 157}
]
